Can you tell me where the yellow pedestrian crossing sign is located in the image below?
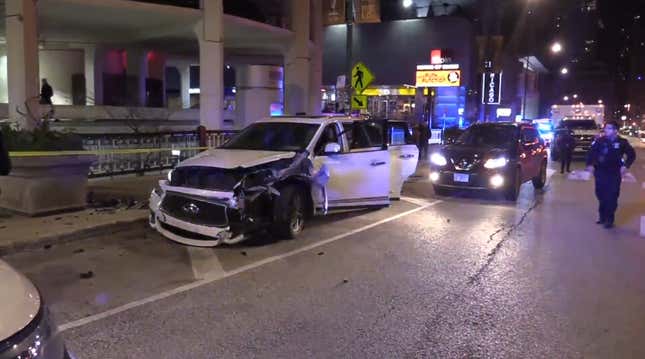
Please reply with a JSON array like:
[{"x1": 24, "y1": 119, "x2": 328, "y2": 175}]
[
  {"x1": 351, "y1": 95, "x2": 368, "y2": 110},
  {"x1": 351, "y1": 62, "x2": 374, "y2": 94}
]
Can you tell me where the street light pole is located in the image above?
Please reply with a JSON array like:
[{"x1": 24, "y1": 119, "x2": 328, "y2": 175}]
[{"x1": 345, "y1": 0, "x2": 354, "y2": 114}]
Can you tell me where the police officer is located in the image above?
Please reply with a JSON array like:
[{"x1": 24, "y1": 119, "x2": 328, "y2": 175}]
[
  {"x1": 585, "y1": 121, "x2": 636, "y2": 229},
  {"x1": 556, "y1": 129, "x2": 576, "y2": 173}
]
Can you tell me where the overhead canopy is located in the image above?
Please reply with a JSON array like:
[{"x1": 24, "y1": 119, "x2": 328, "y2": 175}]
[{"x1": 0, "y1": 0, "x2": 294, "y2": 55}]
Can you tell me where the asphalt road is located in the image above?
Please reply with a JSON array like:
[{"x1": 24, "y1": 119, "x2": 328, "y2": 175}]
[{"x1": 4, "y1": 144, "x2": 645, "y2": 359}]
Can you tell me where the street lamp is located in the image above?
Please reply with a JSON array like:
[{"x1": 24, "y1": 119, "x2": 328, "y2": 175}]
[
  {"x1": 573, "y1": 94, "x2": 578, "y2": 99},
  {"x1": 403, "y1": 0, "x2": 413, "y2": 8},
  {"x1": 563, "y1": 96, "x2": 570, "y2": 101},
  {"x1": 598, "y1": 99, "x2": 603, "y2": 104},
  {"x1": 560, "y1": 67, "x2": 569, "y2": 75},
  {"x1": 551, "y1": 42, "x2": 563, "y2": 54}
]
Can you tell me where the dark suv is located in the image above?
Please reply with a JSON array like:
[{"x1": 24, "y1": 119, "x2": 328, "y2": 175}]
[{"x1": 429, "y1": 122, "x2": 548, "y2": 201}]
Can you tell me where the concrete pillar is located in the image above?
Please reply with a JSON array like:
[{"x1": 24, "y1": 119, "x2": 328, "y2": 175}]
[
  {"x1": 84, "y1": 45, "x2": 104, "y2": 105},
  {"x1": 284, "y1": 0, "x2": 311, "y2": 115},
  {"x1": 6, "y1": 0, "x2": 39, "y2": 129},
  {"x1": 195, "y1": 0, "x2": 224, "y2": 130},
  {"x1": 309, "y1": 0, "x2": 323, "y2": 115},
  {"x1": 126, "y1": 48, "x2": 147, "y2": 107},
  {"x1": 180, "y1": 64, "x2": 191, "y2": 109},
  {"x1": 236, "y1": 65, "x2": 284, "y2": 129}
]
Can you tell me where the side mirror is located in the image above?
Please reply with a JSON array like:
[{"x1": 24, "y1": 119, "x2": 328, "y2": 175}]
[{"x1": 324, "y1": 142, "x2": 341, "y2": 154}]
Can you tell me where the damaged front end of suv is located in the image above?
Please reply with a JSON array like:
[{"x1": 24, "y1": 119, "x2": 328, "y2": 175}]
[{"x1": 149, "y1": 151, "x2": 329, "y2": 247}]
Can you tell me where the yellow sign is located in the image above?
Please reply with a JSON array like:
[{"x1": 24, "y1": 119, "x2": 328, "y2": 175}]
[
  {"x1": 351, "y1": 62, "x2": 375, "y2": 94},
  {"x1": 415, "y1": 70, "x2": 461, "y2": 87},
  {"x1": 351, "y1": 95, "x2": 368, "y2": 110}
]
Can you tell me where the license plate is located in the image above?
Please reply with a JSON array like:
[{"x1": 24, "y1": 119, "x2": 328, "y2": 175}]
[{"x1": 453, "y1": 173, "x2": 469, "y2": 183}]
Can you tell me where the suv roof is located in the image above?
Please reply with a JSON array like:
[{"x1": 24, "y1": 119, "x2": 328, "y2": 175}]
[{"x1": 470, "y1": 122, "x2": 528, "y2": 128}]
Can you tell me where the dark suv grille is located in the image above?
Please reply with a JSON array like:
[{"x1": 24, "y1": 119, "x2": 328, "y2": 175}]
[{"x1": 161, "y1": 192, "x2": 228, "y2": 227}]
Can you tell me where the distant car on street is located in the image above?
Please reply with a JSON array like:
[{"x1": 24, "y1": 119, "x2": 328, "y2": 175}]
[
  {"x1": 149, "y1": 116, "x2": 418, "y2": 246},
  {"x1": 0, "y1": 260, "x2": 69, "y2": 359},
  {"x1": 429, "y1": 122, "x2": 548, "y2": 201}
]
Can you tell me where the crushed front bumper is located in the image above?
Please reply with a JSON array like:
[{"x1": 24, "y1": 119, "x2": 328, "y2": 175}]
[{"x1": 149, "y1": 187, "x2": 242, "y2": 247}]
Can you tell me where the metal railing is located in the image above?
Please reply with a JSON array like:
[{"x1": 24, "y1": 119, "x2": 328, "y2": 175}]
[{"x1": 81, "y1": 130, "x2": 237, "y2": 178}]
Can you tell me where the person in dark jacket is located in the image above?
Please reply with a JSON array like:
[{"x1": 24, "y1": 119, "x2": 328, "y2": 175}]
[
  {"x1": 585, "y1": 121, "x2": 636, "y2": 229},
  {"x1": 0, "y1": 128, "x2": 10, "y2": 176},
  {"x1": 418, "y1": 119, "x2": 430, "y2": 160},
  {"x1": 556, "y1": 129, "x2": 576, "y2": 173},
  {"x1": 40, "y1": 79, "x2": 53, "y2": 105}
]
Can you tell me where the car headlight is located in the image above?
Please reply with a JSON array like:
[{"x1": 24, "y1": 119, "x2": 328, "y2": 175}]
[
  {"x1": 2, "y1": 302, "x2": 65, "y2": 359},
  {"x1": 484, "y1": 157, "x2": 508, "y2": 169},
  {"x1": 430, "y1": 153, "x2": 448, "y2": 166}
]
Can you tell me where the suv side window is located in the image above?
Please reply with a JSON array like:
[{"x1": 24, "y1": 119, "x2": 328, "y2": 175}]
[
  {"x1": 521, "y1": 128, "x2": 539, "y2": 144},
  {"x1": 315, "y1": 124, "x2": 341, "y2": 155},
  {"x1": 350, "y1": 121, "x2": 384, "y2": 150}
]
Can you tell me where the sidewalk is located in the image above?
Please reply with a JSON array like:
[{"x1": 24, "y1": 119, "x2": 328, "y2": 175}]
[{"x1": 0, "y1": 174, "x2": 163, "y2": 255}]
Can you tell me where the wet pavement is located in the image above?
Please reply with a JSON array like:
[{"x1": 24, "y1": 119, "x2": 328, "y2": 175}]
[{"x1": 3, "y1": 146, "x2": 645, "y2": 358}]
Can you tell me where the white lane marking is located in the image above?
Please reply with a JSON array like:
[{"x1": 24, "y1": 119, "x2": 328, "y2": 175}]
[
  {"x1": 58, "y1": 200, "x2": 443, "y2": 332},
  {"x1": 400, "y1": 196, "x2": 436, "y2": 207},
  {"x1": 187, "y1": 247, "x2": 225, "y2": 280}
]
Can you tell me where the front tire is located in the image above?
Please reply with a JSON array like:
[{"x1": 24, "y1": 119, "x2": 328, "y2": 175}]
[
  {"x1": 271, "y1": 185, "x2": 306, "y2": 239},
  {"x1": 532, "y1": 161, "x2": 547, "y2": 189}
]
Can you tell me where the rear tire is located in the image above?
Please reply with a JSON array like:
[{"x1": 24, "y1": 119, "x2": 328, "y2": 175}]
[
  {"x1": 505, "y1": 168, "x2": 521, "y2": 201},
  {"x1": 271, "y1": 185, "x2": 306, "y2": 239},
  {"x1": 532, "y1": 161, "x2": 547, "y2": 189}
]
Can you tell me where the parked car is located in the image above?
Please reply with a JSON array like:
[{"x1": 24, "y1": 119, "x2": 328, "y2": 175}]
[
  {"x1": 429, "y1": 122, "x2": 548, "y2": 201},
  {"x1": 150, "y1": 116, "x2": 418, "y2": 247},
  {"x1": 340, "y1": 118, "x2": 419, "y2": 199},
  {"x1": 0, "y1": 260, "x2": 68, "y2": 359}
]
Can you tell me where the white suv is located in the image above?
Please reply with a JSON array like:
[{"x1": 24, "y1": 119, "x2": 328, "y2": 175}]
[
  {"x1": 149, "y1": 116, "x2": 418, "y2": 247},
  {"x1": 0, "y1": 260, "x2": 68, "y2": 359}
]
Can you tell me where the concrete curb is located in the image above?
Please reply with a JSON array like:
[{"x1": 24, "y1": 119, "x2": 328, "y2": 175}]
[{"x1": 0, "y1": 217, "x2": 148, "y2": 256}]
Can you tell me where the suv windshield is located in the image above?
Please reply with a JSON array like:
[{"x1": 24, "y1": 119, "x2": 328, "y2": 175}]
[
  {"x1": 561, "y1": 120, "x2": 598, "y2": 130},
  {"x1": 222, "y1": 122, "x2": 320, "y2": 151},
  {"x1": 456, "y1": 126, "x2": 518, "y2": 147}
]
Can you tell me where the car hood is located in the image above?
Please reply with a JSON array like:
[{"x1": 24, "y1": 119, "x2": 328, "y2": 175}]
[
  {"x1": 178, "y1": 149, "x2": 297, "y2": 169},
  {"x1": 0, "y1": 260, "x2": 40, "y2": 341},
  {"x1": 441, "y1": 144, "x2": 509, "y2": 161}
]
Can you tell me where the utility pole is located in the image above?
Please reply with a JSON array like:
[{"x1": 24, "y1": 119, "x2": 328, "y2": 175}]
[{"x1": 345, "y1": 0, "x2": 354, "y2": 114}]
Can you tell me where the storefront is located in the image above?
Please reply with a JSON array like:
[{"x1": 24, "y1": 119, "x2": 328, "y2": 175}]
[{"x1": 323, "y1": 16, "x2": 476, "y2": 128}]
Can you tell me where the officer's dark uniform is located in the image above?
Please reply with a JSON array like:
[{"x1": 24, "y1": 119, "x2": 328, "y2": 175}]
[{"x1": 586, "y1": 136, "x2": 636, "y2": 226}]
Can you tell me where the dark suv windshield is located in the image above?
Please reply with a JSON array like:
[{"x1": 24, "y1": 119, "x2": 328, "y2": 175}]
[
  {"x1": 456, "y1": 126, "x2": 518, "y2": 147},
  {"x1": 222, "y1": 122, "x2": 320, "y2": 151},
  {"x1": 561, "y1": 120, "x2": 598, "y2": 130}
]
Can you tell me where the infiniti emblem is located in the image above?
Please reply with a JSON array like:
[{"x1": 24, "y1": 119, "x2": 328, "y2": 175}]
[{"x1": 182, "y1": 202, "x2": 200, "y2": 215}]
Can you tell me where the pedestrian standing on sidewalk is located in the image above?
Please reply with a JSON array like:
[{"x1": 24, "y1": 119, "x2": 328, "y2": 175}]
[
  {"x1": 40, "y1": 79, "x2": 54, "y2": 105},
  {"x1": 418, "y1": 119, "x2": 430, "y2": 160},
  {"x1": 0, "y1": 127, "x2": 10, "y2": 176},
  {"x1": 556, "y1": 129, "x2": 576, "y2": 173},
  {"x1": 585, "y1": 121, "x2": 636, "y2": 229}
]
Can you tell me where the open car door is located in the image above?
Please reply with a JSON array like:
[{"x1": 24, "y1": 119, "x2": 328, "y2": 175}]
[
  {"x1": 312, "y1": 121, "x2": 390, "y2": 209},
  {"x1": 387, "y1": 121, "x2": 419, "y2": 199}
]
